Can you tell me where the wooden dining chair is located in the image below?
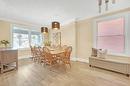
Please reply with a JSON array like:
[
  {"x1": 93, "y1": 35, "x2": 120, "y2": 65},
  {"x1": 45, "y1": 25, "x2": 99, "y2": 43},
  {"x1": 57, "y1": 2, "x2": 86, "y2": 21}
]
[
  {"x1": 43, "y1": 47, "x2": 57, "y2": 66},
  {"x1": 62, "y1": 45, "x2": 68, "y2": 50},
  {"x1": 51, "y1": 44, "x2": 56, "y2": 49},
  {"x1": 0, "y1": 56, "x2": 2, "y2": 73},
  {"x1": 56, "y1": 45, "x2": 61, "y2": 50},
  {"x1": 37, "y1": 46, "x2": 45, "y2": 63},
  {"x1": 30, "y1": 46, "x2": 36, "y2": 60},
  {"x1": 33, "y1": 46, "x2": 42, "y2": 62},
  {"x1": 60, "y1": 46, "x2": 72, "y2": 68}
]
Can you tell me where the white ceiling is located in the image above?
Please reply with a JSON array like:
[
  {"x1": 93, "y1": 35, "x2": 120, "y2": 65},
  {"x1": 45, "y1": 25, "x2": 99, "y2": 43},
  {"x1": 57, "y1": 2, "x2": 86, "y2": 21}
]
[{"x1": 0, "y1": 0, "x2": 130, "y2": 26}]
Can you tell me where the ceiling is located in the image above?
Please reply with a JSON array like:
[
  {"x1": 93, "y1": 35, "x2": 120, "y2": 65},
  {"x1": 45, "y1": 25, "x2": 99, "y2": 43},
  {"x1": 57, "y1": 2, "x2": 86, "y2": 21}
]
[{"x1": 0, "y1": 0, "x2": 130, "y2": 26}]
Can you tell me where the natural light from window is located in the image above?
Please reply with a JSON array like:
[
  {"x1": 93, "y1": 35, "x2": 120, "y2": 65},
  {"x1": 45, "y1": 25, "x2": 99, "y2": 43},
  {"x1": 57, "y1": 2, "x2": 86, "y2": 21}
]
[
  {"x1": 13, "y1": 26, "x2": 43, "y2": 49},
  {"x1": 97, "y1": 17, "x2": 125, "y2": 53}
]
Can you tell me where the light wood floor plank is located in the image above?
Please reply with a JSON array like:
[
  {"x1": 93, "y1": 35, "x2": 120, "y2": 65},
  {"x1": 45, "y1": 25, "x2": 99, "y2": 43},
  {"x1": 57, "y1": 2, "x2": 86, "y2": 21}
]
[{"x1": 0, "y1": 58, "x2": 130, "y2": 86}]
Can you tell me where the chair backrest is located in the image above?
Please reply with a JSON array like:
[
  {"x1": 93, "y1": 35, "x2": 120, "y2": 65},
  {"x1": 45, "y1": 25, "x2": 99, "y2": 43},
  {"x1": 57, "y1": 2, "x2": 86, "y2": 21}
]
[
  {"x1": 56, "y1": 45, "x2": 61, "y2": 50},
  {"x1": 43, "y1": 47, "x2": 54, "y2": 64},
  {"x1": 0, "y1": 52, "x2": 1, "y2": 65},
  {"x1": 43, "y1": 47, "x2": 50, "y2": 53},
  {"x1": 33, "y1": 46, "x2": 41, "y2": 56},
  {"x1": 30, "y1": 46, "x2": 35, "y2": 56},
  {"x1": 62, "y1": 45, "x2": 68, "y2": 50},
  {"x1": 65, "y1": 46, "x2": 72, "y2": 59},
  {"x1": 37, "y1": 46, "x2": 42, "y2": 53},
  {"x1": 37, "y1": 46, "x2": 44, "y2": 56},
  {"x1": 43, "y1": 47, "x2": 51, "y2": 57},
  {"x1": 30, "y1": 45, "x2": 33, "y2": 52},
  {"x1": 51, "y1": 44, "x2": 56, "y2": 49}
]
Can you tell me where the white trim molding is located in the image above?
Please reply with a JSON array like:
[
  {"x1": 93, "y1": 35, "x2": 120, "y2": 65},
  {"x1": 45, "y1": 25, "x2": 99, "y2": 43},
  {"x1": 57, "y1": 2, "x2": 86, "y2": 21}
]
[
  {"x1": 76, "y1": 58, "x2": 89, "y2": 63},
  {"x1": 70, "y1": 57, "x2": 77, "y2": 61},
  {"x1": 71, "y1": 57, "x2": 89, "y2": 63}
]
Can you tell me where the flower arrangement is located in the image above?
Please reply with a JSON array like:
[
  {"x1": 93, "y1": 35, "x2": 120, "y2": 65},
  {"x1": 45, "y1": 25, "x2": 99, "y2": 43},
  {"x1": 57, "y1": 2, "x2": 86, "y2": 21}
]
[
  {"x1": 0, "y1": 40, "x2": 10, "y2": 47},
  {"x1": 44, "y1": 41, "x2": 51, "y2": 46}
]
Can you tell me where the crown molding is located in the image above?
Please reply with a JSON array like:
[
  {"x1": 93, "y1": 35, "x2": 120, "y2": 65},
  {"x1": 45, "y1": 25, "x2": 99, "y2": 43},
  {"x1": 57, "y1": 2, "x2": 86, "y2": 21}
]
[{"x1": 0, "y1": 17, "x2": 41, "y2": 28}]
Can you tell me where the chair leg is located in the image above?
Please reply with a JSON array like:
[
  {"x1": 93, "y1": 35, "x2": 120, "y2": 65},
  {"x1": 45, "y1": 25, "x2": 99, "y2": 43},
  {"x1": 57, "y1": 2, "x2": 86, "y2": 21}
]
[
  {"x1": 38, "y1": 58, "x2": 41, "y2": 63},
  {"x1": 1, "y1": 65, "x2": 3, "y2": 73},
  {"x1": 69, "y1": 63, "x2": 71, "y2": 68},
  {"x1": 63, "y1": 62, "x2": 71, "y2": 69},
  {"x1": 126, "y1": 74, "x2": 129, "y2": 77},
  {"x1": 16, "y1": 61, "x2": 18, "y2": 70}
]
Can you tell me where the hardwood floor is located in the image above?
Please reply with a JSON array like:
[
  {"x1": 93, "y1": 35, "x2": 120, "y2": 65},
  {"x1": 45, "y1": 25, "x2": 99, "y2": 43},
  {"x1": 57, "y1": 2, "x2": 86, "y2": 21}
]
[{"x1": 0, "y1": 58, "x2": 130, "y2": 86}]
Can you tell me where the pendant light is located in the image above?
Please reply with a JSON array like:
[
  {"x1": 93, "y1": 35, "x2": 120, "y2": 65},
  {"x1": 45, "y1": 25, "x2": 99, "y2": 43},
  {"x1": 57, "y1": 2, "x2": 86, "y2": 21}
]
[
  {"x1": 52, "y1": 21, "x2": 60, "y2": 30},
  {"x1": 41, "y1": 27, "x2": 48, "y2": 34},
  {"x1": 112, "y1": 0, "x2": 116, "y2": 4},
  {"x1": 105, "y1": 0, "x2": 109, "y2": 11},
  {"x1": 98, "y1": 0, "x2": 102, "y2": 13},
  {"x1": 98, "y1": 0, "x2": 116, "y2": 13}
]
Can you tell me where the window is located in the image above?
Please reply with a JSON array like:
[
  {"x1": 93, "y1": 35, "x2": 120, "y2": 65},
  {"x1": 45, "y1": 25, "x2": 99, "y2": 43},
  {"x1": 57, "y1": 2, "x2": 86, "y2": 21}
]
[
  {"x1": 97, "y1": 17, "x2": 125, "y2": 53},
  {"x1": 94, "y1": 13, "x2": 130, "y2": 56},
  {"x1": 31, "y1": 31, "x2": 43, "y2": 46},
  {"x1": 13, "y1": 27, "x2": 29, "y2": 48},
  {"x1": 12, "y1": 26, "x2": 43, "y2": 49}
]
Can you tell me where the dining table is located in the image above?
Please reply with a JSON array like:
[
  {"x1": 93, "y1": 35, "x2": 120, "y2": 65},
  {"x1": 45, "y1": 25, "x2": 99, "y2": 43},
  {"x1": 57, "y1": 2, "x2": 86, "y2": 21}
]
[
  {"x1": 46, "y1": 46, "x2": 65, "y2": 55},
  {"x1": 50, "y1": 49, "x2": 65, "y2": 54},
  {"x1": 45, "y1": 46, "x2": 65, "y2": 61}
]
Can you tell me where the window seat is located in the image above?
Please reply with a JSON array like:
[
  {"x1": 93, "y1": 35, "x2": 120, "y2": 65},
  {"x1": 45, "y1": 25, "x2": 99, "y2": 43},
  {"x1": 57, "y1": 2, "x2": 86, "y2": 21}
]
[{"x1": 89, "y1": 56, "x2": 130, "y2": 77}]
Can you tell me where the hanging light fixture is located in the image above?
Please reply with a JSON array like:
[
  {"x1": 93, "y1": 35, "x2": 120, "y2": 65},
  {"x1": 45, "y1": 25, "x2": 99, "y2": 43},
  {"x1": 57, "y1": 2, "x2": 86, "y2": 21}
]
[
  {"x1": 52, "y1": 21, "x2": 60, "y2": 30},
  {"x1": 98, "y1": 0, "x2": 116, "y2": 13},
  {"x1": 112, "y1": 0, "x2": 116, "y2": 4},
  {"x1": 105, "y1": 0, "x2": 109, "y2": 11},
  {"x1": 41, "y1": 27, "x2": 48, "y2": 34},
  {"x1": 98, "y1": 0, "x2": 102, "y2": 13}
]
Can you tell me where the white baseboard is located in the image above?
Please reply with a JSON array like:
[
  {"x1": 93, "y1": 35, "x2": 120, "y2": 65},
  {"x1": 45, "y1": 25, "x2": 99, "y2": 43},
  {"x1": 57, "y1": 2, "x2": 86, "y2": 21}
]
[
  {"x1": 18, "y1": 56, "x2": 89, "y2": 63},
  {"x1": 76, "y1": 58, "x2": 89, "y2": 63},
  {"x1": 70, "y1": 57, "x2": 77, "y2": 61},
  {"x1": 18, "y1": 55, "x2": 31, "y2": 60},
  {"x1": 71, "y1": 57, "x2": 89, "y2": 63}
]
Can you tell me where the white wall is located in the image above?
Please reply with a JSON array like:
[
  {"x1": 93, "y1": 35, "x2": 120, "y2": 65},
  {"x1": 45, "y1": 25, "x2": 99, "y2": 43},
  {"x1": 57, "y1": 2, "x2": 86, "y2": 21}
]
[
  {"x1": 50, "y1": 22, "x2": 77, "y2": 59},
  {"x1": 0, "y1": 20, "x2": 41, "y2": 58},
  {"x1": 51, "y1": 8, "x2": 130, "y2": 63}
]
